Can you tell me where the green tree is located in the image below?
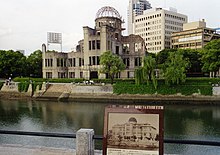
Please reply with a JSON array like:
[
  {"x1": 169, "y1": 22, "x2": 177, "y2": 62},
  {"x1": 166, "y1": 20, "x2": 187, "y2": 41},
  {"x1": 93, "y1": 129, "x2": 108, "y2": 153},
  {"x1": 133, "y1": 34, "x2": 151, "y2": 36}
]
[
  {"x1": 156, "y1": 49, "x2": 202, "y2": 77},
  {"x1": 163, "y1": 51, "x2": 190, "y2": 85},
  {"x1": 0, "y1": 50, "x2": 27, "y2": 78},
  {"x1": 135, "y1": 67, "x2": 144, "y2": 85},
  {"x1": 135, "y1": 56, "x2": 157, "y2": 89},
  {"x1": 200, "y1": 39, "x2": 220, "y2": 77},
  {"x1": 100, "y1": 51, "x2": 125, "y2": 84},
  {"x1": 26, "y1": 50, "x2": 42, "y2": 78},
  {"x1": 143, "y1": 56, "x2": 157, "y2": 88},
  {"x1": 156, "y1": 49, "x2": 177, "y2": 65},
  {"x1": 181, "y1": 49, "x2": 202, "y2": 76},
  {"x1": 146, "y1": 51, "x2": 156, "y2": 58}
]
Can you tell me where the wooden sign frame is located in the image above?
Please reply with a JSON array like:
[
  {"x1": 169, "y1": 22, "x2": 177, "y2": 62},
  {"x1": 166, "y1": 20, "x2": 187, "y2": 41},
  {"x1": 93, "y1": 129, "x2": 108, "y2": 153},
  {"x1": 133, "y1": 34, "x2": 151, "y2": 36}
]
[{"x1": 103, "y1": 105, "x2": 164, "y2": 155}]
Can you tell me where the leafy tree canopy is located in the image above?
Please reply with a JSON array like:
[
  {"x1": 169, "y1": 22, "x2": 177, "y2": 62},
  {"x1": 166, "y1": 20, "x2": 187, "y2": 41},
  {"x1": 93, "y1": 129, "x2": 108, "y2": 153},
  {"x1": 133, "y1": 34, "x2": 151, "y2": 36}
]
[
  {"x1": 0, "y1": 50, "x2": 42, "y2": 78},
  {"x1": 204, "y1": 39, "x2": 220, "y2": 50},
  {"x1": 200, "y1": 39, "x2": 220, "y2": 74},
  {"x1": 0, "y1": 50, "x2": 27, "y2": 78},
  {"x1": 143, "y1": 56, "x2": 156, "y2": 82},
  {"x1": 156, "y1": 49, "x2": 177, "y2": 65},
  {"x1": 163, "y1": 51, "x2": 190, "y2": 85},
  {"x1": 100, "y1": 51, "x2": 125, "y2": 84},
  {"x1": 26, "y1": 50, "x2": 42, "y2": 78}
]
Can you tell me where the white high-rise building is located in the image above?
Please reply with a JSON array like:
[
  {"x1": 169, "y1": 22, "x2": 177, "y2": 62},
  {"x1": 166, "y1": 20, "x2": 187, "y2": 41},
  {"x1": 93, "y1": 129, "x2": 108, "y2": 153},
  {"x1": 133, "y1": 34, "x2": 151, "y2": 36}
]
[
  {"x1": 128, "y1": 0, "x2": 152, "y2": 35},
  {"x1": 134, "y1": 8, "x2": 188, "y2": 53}
]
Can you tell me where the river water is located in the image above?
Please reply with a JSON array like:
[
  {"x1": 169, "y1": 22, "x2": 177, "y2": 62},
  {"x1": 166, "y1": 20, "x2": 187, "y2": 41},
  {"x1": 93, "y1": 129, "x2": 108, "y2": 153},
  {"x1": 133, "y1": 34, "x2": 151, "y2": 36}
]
[{"x1": 0, "y1": 99, "x2": 220, "y2": 155}]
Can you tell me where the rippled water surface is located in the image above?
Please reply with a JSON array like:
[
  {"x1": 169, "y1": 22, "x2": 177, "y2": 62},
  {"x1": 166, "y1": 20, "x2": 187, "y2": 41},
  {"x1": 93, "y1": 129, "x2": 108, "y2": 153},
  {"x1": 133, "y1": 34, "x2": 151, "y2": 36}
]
[{"x1": 0, "y1": 99, "x2": 220, "y2": 154}]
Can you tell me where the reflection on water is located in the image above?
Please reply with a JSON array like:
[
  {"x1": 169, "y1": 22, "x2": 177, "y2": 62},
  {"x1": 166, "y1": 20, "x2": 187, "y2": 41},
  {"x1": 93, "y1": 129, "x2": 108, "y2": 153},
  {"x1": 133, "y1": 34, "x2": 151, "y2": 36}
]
[
  {"x1": 0, "y1": 100, "x2": 106, "y2": 134},
  {"x1": 0, "y1": 100, "x2": 220, "y2": 154},
  {"x1": 164, "y1": 105, "x2": 220, "y2": 154},
  {"x1": 0, "y1": 100, "x2": 107, "y2": 149}
]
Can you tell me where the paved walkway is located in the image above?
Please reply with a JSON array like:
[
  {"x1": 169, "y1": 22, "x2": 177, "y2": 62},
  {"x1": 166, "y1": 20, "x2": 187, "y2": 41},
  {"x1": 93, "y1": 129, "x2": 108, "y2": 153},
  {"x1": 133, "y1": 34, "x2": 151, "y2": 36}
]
[{"x1": 0, "y1": 144, "x2": 102, "y2": 155}]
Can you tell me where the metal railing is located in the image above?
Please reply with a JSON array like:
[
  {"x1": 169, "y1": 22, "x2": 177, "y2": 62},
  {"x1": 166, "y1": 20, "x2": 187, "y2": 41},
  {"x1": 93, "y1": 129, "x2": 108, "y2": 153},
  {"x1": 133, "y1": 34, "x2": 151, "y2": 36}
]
[{"x1": 0, "y1": 130, "x2": 220, "y2": 147}]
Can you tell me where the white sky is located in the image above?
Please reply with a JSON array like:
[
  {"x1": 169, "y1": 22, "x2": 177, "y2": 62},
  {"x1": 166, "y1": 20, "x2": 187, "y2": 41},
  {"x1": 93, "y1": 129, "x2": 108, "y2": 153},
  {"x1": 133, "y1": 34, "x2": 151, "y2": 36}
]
[{"x1": 0, "y1": 0, "x2": 219, "y2": 55}]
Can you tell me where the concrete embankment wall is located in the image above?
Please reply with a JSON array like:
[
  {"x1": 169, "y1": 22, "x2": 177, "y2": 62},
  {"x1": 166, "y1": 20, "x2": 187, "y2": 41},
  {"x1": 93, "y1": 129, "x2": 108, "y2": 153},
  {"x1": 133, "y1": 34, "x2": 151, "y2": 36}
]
[
  {"x1": 0, "y1": 82, "x2": 31, "y2": 99},
  {"x1": 213, "y1": 86, "x2": 220, "y2": 95},
  {"x1": 72, "y1": 85, "x2": 113, "y2": 94},
  {"x1": 1, "y1": 82, "x2": 220, "y2": 103},
  {"x1": 0, "y1": 82, "x2": 114, "y2": 100},
  {"x1": 33, "y1": 83, "x2": 114, "y2": 101}
]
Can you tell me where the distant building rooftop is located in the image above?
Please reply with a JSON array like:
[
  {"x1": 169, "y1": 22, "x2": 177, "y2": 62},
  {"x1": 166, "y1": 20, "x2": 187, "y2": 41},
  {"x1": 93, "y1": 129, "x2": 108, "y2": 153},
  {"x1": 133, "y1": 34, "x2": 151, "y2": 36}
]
[{"x1": 183, "y1": 19, "x2": 206, "y2": 31}]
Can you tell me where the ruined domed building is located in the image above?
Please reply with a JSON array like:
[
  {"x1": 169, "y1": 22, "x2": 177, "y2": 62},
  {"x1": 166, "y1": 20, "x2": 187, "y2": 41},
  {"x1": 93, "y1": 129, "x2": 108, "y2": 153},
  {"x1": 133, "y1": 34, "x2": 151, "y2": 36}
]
[
  {"x1": 42, "y1": 6, "x2": 145, "y2": 79},
  {"x1": 108, "y1": 117, "x2": 159, "y2": 148}
]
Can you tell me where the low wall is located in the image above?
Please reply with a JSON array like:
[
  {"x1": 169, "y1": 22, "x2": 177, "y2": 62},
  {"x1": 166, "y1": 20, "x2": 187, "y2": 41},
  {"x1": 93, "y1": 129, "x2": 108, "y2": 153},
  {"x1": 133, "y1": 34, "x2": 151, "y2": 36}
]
[
  {"x1": 213, "y1": 86, "x2": 220, "y2": 95},
  {"x1": 32, "y1": 83, "x2": 113, "y2": 101},
  {"x1": 0, "y1": 82, "x2": 31, "y2": 99},
  {"x1": 1, "y1": 82, "x2": 220, "y2": 103},
  {"x1": 1, "y1": 82, "x2": 19, "y2": 92},
  {"x1": 72, "y1": 85, "x2": 113, "y2": 94}
]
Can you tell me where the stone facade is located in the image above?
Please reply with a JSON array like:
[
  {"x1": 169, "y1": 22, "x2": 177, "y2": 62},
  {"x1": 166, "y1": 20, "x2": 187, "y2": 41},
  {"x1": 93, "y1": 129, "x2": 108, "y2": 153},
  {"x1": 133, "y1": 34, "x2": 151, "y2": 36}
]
[{"x1": 42, "y1": 6, "x2": 145, "y2": 79}]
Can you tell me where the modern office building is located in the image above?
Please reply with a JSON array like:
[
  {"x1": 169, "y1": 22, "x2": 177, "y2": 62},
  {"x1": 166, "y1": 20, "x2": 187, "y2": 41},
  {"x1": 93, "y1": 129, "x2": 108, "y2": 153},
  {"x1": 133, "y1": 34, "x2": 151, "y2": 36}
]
[
  {"x1": 171, "y1": 20, "x2": 220, "y2": 49},
  {"x1": 42, "y1": 6, "x2": 146, "y2": 79},
  {"x1": 128, "y1": 0, "x2": 152, "y2": 35},
  {"x1": 134, "y1": 8, "x2": 187, "y2": 53}
]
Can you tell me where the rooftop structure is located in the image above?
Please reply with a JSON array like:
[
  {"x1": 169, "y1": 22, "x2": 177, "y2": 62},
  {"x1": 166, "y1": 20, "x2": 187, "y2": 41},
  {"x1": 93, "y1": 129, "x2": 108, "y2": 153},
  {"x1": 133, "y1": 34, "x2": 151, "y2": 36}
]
[
  {"x1": 171, "y1": 19, "x2": 220, "y2": 49},
  {"x1": 128, "y1": 0, "x2": 152, "y2": 35},
  {"x1": 96, "y1": 6, "x2": 122, "y2": 19}
]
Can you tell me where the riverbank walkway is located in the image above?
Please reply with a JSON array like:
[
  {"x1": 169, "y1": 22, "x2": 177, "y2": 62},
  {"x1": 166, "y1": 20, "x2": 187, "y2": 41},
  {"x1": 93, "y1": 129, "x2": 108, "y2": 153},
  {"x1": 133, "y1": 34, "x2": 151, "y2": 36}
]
[{"x1": 0, "y1": 144, "x2": 102, "y2": 155}]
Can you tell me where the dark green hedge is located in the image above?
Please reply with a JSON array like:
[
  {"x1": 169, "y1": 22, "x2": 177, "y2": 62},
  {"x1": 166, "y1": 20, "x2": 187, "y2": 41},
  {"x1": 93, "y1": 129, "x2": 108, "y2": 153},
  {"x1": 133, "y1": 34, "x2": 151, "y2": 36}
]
[
  {"x1": 18, "y1": 82, "x2": 30, "y2": 92},
  {"x1": 12, "y1": 77, "x2": 218, "y2": 96},
  {"x1": 92, "y1": 78, "x2": 135, "y2": 84},
  {"x1": 13, "y1": 77, "x2": 45, "y2": 82},
  {"x1": 47, "y1": 78, "x2": 84, "y2": 83},
  {"x1": 114, "y1": 83, "x2": 156, "y2": 95},
  {"x1": 13, "y1": 77, "x2": 135, "y2": 84},
  {"x1": 185, "y1": 78, "x2": 220, "y2": 85},
  {"x1": 157, "y1": 84, "x2": 212, "y2": 96},
  {"x1": 32, "y1": 82, "x2": 43, "y2": 92},
  {"x1": 113, "y1": 78, "x2": 214, "y2": 96},
  {"x1": 0, "y1": 82, "x2": 4, "y2": 90},
  {"x1": 17, "y1": 82, "x2": 42, "y2": 92},
  {"x1": 13, "y1": 77, "x2": 84, "y2": 83}
]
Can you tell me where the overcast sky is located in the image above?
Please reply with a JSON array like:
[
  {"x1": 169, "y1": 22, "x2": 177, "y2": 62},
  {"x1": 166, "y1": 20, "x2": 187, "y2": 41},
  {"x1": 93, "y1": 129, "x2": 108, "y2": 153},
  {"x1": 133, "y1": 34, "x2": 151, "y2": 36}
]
[{"x1": 0, "y1": 0, "x2": 219, "y2": 55}]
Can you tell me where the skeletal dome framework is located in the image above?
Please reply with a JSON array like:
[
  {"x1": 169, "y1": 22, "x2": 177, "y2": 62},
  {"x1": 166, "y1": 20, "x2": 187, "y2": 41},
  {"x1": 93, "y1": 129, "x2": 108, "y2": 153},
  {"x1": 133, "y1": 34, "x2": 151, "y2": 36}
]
[
  {"x1": 128, "y1": 117, "x2": 137, "y2": 124},
  {"x1": 96, "y1": 6, "x2": 121, "y2": 19}
]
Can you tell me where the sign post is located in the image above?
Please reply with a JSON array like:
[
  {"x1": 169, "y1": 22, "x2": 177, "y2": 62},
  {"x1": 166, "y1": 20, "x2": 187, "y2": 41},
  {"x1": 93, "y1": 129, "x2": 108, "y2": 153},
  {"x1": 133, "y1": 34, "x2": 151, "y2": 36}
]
[
  {"x1": 47, "y1": 32, "x2": 62, "y2": 52},
  {"x1": 103, "y1": 105, "x2": 164, "y2": 155}
]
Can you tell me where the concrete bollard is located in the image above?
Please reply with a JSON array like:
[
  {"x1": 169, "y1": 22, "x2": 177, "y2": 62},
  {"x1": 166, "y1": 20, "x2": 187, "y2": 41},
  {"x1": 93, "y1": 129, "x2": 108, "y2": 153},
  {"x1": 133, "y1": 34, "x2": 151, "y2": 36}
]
[{"x1": 76, "y1": 128, "x2": 94, "y2": 155}]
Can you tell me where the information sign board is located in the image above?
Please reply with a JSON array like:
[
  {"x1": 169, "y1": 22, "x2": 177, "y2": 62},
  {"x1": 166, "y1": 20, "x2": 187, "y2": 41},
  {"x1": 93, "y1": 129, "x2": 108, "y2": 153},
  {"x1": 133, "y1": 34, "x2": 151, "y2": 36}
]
[{"x1": 103, "y1": 105, "x2": 164, "y2": 155}]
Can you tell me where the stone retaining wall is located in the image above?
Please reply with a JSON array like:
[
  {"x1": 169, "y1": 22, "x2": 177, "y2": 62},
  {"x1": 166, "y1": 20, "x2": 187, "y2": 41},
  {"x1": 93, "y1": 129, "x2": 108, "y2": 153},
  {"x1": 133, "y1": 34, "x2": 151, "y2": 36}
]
[
  {"x1": 1, "y1": 83, "x2": 220, "y2": 103},
  {"x1": 72, "y1": 85, "x2": 113, "y2": 94},
  {"x1": 213, "y1": 86, "x2": 220, "y2": 96}
]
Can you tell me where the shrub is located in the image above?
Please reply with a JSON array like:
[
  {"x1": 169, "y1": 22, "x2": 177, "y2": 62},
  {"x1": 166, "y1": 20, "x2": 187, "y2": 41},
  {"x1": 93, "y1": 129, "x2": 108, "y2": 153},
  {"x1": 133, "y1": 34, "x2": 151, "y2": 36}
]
[
  {"x1": 185, "y1": 78, "x2": 220, "y2": 85},
  {"x1": 13, "y1": 77, "x2": 45, "y2": 82},
  {"x1": 0, "y1": 82, "x2": 4, "y2": 90},
  {"x1": 113, "y1": 78, "x2": 213, "y2": 96},
  {"x1": 18, "y1": 82, "x2": 30, "y2": 92},
  {"x1": 48, "y1": 78, "x2": 84, "y2": 83},
  {"x1": 13, "y1": 77, "x2": 85, "y2": 83},
  {"x1": 32, "y1": 82, "x2": 43, "y2": 92},
  {"x1": 92, "y1": 78, "x2": 135, "y2": 84},
  {"x1": 114, "y1": 82, "x2": 156, "y2": 95}
]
